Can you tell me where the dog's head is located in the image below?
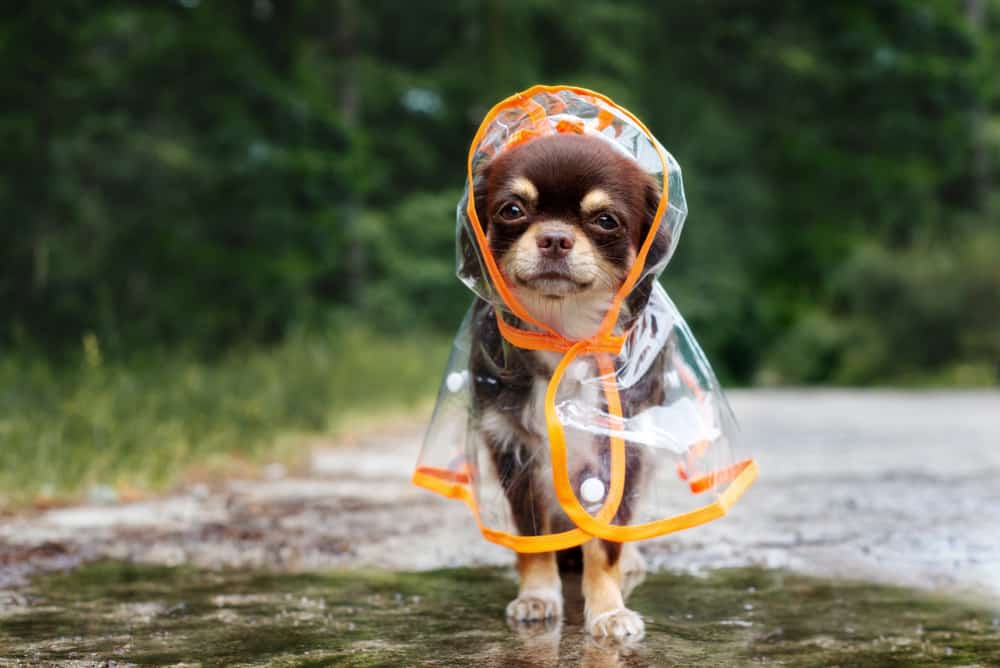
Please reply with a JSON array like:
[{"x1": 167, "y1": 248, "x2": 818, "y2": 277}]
[{"x1": 474, "y1": 133, "x2": 664, "y2": 338}]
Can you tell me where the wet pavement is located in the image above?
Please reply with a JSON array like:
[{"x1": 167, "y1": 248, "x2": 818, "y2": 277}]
[
  {"x1": 0, "y1": 390, "x2": 998, "y2": 665},
  {"x1": 1, "y1": 561, "x2": 998, "y2": 666},
  {"x1": 2, "y1": 390, "x2": 996, "y2": 595}
]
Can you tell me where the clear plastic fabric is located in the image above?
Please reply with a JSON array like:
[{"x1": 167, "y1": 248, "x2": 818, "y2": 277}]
[
  {"x1": 456, "y1": 87, "x2": 687, "y2": 323},
  {"x1": 413, "y1": 86, "x2": 756, "y2": 552}
]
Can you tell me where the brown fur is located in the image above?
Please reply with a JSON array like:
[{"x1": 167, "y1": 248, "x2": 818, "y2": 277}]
[{"x1": 469, "y1": 133, "x2": 664, "y2": 640}]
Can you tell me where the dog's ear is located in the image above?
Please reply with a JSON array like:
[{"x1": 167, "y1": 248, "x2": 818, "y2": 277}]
[
  {"x1": 472, "y1": 164, "x2": 492, "y2": 236},
  {"x1": 458, "y1": 165, "x2": 492, "y2": 283},
  {"x1": 624, "y1": 179, "x2": 669, "y2": 322},
  {"x1": 640, "y1": 178, "x2": 669, "y2": 268}
]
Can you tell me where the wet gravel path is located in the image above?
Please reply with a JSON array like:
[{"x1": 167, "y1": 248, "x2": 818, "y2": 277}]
[{"x1": 1, "y1": 390, "x2": 997, "y2": 599}]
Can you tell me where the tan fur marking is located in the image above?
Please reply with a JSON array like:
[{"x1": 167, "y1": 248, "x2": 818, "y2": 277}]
[
  {"x1": 503, "y1": 222, "x2": 600, "y2": 288},
  {"x1": 581, "y1": 540, "x2": 624, "y2": 617},
  {"x1": 497, "y1": 220, "x2": 624, "y2": 339},
  {"x1": 582, "y1": 540, "x2": 645, "y2": 639},
  {"x1": 507, "y1": 550, "x2": 563, "y2": 621},
  {"x1": 580, "y1": 188, "x2": 612, "y2": 215},
  {"x1": 510, "y1": 176, "x2": 538, "y2": 204},
  {"x1": 517, "y1": 551, "x2": 560, "y2": 591}
]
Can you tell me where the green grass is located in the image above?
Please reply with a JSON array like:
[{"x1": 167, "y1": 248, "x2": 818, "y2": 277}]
[{"x1": 0, "y1": 329, "x2": 450, "y2": 507}]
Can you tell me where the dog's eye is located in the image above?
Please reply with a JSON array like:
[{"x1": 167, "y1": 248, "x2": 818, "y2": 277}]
[
  {"x1": 595, "y1": 213, "x2": 619, "y2": 231},
  {"x1": 498, "y1": 203, "x2": 525, "y2": 222}
]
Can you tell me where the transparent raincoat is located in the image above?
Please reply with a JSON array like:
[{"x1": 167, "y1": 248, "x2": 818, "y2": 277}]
[{"x1": 413, "y1": 85, "x2": 758, "y2": 553}]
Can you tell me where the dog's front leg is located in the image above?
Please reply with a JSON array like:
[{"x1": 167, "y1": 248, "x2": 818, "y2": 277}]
[
  {"x1": 492, "y1": 441, "x2": 563, "y2": 622},
  {"x1": 508, "y1": 551, "x2": 562, "y2": 622},
  {"x1": 582, "y1": 539, "x2": 644, "y2": 641}
]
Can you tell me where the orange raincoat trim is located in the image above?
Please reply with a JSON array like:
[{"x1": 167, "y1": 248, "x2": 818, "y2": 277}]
[{"x1": 413, "y1": 84, "x2": 757, "y2": 552}]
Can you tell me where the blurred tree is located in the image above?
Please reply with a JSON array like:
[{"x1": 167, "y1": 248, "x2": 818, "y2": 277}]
[
  {"x1": 1, "y1": 2, "x2": 362, "y2": 349},
  {"x1": 0, "y1": 0, "x2": 996, "y2": 384},
  {"x1": 635, "y1": 0, "x2": 997, "y2": 383}
]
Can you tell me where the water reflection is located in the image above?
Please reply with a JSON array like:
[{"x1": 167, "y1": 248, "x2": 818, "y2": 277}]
[
  {"x1": 502, "y1": 574, "x2": 641, "y2": 667},
  {"x1": 0, "y1": 562, "x2": 996, "y2": 666}
]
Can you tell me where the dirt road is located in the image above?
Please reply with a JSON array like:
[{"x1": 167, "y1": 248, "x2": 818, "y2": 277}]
[{"x1": 1, "y1": 390, "x2": 997, "y2": 598}]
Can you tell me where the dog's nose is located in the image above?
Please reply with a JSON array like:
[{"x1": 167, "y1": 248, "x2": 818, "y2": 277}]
[{"x1": 536, "y1": 231, "x2": 574, "y2": 258}]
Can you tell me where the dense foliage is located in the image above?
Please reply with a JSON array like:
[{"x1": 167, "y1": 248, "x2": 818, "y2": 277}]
[
  {"x1": 0, "y1": 329, "x2": 449, "y2": 502},
  {"x1": 2, "y1": 1, "x2": 998, "y2": 384}
]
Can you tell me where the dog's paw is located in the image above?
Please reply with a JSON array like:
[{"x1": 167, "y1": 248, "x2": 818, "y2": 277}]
[
  {"x1": 586, "y1": 606, "x2": 644, "y2": 641},
  {"x1": 506, "y1": 588, "x2": 563, "y2": 622}
]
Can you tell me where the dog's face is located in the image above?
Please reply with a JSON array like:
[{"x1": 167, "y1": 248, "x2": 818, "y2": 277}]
[{"x1": 475, "y1": 134, "x2": 661, "y2": 336}]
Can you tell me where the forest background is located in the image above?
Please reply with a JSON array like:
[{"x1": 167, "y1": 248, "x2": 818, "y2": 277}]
[{"x1": 1, "y1": 1, "x2": 997, "y2": 498}]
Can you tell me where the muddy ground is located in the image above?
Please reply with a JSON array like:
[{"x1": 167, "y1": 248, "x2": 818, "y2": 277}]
[{"x1": 1, "y1": 390, "x2": 997, "y2": 601}]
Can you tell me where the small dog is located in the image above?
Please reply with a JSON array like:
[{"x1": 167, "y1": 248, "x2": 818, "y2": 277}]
[{"x1": 468, "y1": 133, "x2": 669, "y2": 640}]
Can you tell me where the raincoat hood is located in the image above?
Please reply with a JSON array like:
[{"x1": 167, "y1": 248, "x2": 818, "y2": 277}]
[
  {"x1": 413, "y1": 85, "x2": 757, "y2": 553},
  {"x1": 456, "y1": 86, "x2": 687, "y2": 341}
]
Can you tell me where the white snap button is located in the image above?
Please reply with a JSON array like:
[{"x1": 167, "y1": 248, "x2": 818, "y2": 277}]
[
  {"x1": 580, "y1": 476, "x2": 606, "y2": 503},
  {"x1": 446, "y1": 371, "x2": 465, "y2": 393}
]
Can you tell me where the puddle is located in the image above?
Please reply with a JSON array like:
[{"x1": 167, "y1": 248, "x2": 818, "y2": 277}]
[{"x1": 0, "y1": 562, "x2": 997, "y2": 666}]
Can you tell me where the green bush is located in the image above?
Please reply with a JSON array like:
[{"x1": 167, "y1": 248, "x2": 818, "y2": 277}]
[
  {"x1": 0, "y1": 329, "x2": 450, "y2": 505},
  {"x1": 761, "y1": 225, "x2": 1000, "y2": 385}
]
